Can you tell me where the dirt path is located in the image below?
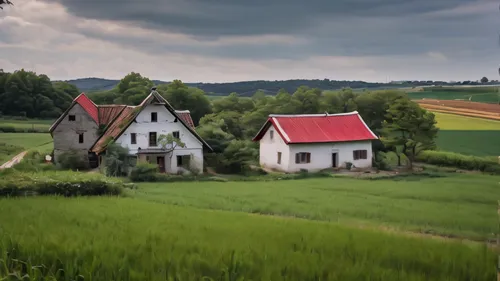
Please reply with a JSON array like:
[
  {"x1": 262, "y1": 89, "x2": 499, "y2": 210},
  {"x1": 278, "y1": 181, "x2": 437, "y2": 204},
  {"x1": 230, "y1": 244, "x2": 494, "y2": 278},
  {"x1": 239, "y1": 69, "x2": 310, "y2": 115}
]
[{"x1": 0, "y1": 151, "x2": 27, "y2": 169}]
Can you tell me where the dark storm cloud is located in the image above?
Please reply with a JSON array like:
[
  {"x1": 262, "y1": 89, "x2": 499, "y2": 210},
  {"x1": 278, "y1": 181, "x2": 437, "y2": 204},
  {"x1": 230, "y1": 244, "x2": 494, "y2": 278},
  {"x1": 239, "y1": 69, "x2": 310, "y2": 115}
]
[{"x1": 48, "y1": 0, "x2": 475, "y2": 37}]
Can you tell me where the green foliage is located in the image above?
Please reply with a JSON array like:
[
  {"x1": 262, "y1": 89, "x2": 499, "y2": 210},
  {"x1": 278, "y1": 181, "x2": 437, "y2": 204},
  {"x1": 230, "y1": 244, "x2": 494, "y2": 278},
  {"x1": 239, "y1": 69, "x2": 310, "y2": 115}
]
[
  {"x1": 381, "y1": 98, "x2": 439, "y2": 168},
  {"x1": 10, "y1": 150, "x2": 55, "y2": 172},
  {"x1": 104, "y1": 142, "x2": 133, "y2": 177},
  {"x1": 0, "y1": 195, "x2": 495, "y2": 280},
  {"x1": 0, "y1": 170, "x2": 125, "y2": 197},
  {"x1": 57, "y1": 149, "x2": 88, "y2": 170},
  {"x1": 129, "y1": 163, "x2": 158, "y2": 182},
  {"x1": 0, "y1": 69, "x2": 78, "y2": 118},
  {"x1": 0, "y1": 143, "x2": 23, "y2": 165},
  {"x1": 416, "y1": 150, "x2": 500, "y2": 174},
  {"x1": 157, "y1": 133, "x2": 185, "y2": 150}
]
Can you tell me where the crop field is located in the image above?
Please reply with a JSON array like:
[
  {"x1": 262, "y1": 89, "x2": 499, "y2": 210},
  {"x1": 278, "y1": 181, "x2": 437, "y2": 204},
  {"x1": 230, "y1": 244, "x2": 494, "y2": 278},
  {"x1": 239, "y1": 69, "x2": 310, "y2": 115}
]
[
  {"x1": 0, "y1": 181, "x2": 497, "y2": 280},
  {"x1": 0, "y1": 133, "x2": 52, "y2": 164},
  {"x1": 408, "y1": 86, "x2": 499, "y2": 103},
  {"x1": 133, "y1": 175, "x2": 499, "y2": 241},
  {"x1": 0, "y1": 118, "x2": 53, "y2": 131},
  {"x1": 432, "y1": 112, "x2": 500, "y2": 156}
]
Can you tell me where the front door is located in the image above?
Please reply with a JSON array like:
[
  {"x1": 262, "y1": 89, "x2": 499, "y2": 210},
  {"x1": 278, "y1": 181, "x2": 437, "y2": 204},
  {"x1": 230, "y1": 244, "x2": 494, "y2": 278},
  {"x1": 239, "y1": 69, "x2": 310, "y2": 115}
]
[
  {"x1": 332, "y1": 153, "x2": 338, "y2": 168},
  {"x1": 157, "y1": 156, "x2": 166, "y2": 173}
]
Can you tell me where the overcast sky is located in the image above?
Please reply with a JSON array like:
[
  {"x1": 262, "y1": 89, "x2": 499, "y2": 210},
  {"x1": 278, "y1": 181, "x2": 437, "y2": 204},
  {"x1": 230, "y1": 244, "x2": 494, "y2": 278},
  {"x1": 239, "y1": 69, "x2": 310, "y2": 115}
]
[{"x1": 0, "y1": 0, "x2": 498, "y2": 82}]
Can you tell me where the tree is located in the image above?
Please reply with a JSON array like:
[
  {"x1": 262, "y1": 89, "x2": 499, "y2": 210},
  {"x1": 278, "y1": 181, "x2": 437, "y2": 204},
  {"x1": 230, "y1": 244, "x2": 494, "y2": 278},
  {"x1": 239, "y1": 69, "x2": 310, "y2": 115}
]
[
  {"x1": 0, "y1": 0, "x2": 13, "y2": 9},
  {"x1": 480, "y1": 77, "x2": 489, "y2": 83},
  {"x1": 380, "y1": 99, "x2": 439, "y2": 169}
]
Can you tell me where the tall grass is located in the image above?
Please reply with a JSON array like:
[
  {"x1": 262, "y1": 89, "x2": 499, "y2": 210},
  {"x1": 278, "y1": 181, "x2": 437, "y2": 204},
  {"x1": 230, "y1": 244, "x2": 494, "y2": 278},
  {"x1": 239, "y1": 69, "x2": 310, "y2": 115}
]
[
  {"x1": 132, "y1": 175, "x2": 500, "y2": 241},
  {"x1": 0, "y1": 197, "x2": 495, "y2": 280}
]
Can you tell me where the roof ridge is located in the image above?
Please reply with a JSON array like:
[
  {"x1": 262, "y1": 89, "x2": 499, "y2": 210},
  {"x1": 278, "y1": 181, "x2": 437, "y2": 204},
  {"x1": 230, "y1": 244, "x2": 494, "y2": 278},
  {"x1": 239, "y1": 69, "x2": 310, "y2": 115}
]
[{"x1": 269, "y1": 111, "x2": 358, "y2": 118}]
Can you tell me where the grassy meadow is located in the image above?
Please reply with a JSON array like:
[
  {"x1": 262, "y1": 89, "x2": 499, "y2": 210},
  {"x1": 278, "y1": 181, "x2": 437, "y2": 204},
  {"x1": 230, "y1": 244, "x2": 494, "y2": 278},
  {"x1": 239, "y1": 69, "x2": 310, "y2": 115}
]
[
  {"x1": 432, "y1": 112, "x2": 500, "y2": 157},
  {"x1": 407, "y1": 86, "x2": 499, "y2": 103},
  {"x1": 132, "y1": 174, "x2": 499, "y2": 241},
  {"x1": 0, "y1": 194, "x2": 496, "y2": 280},
  {"x1": 0, "y1": 133, "x2": 53, "y2": 164},
  {"x1": 0, "y1": 118, "x2": 53, "y2": 130}
]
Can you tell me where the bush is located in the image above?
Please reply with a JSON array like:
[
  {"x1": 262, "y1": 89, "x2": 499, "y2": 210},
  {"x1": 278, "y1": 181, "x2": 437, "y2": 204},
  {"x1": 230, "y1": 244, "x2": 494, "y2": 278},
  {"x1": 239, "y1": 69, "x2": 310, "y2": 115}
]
[
  {"x1": 0, "y1": 125, "x2": 48, "y2": 133},
  {"x1": 10, "y1": 150, "x2": 55, "y2": 172},
  {"x1": 416, "y1": 150, "x2": 500, "y2": 174},
  {"x1": 0, "y1": 171, "x2": 128, "y2": 197},
  {"x1": 104, "y1": 143, "x2": 133, "y2": 177},
  {"x1": 57, "y1": 150, "x2": 88, "y2": 170},
  {"x1": 129, "y1": 163, "x2": 158, "y2": 182}
]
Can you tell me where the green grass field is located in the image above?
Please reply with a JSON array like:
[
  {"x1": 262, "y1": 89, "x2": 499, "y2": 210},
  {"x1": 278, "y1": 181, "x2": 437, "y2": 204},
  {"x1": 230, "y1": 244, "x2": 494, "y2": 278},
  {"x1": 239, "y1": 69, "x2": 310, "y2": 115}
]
[
  {"x1": 0, "y1": 184, "x2": 496, "y2": 280},
  {"x1": 433, "y1": 112, "x2": 500, "y2": 156},
  {"x1": 0, "y1": 118, "x2": 53, "y2": 130},
  {"x1": 132, "y1": 175, "x2": 498, "y2": 241},
  {"x1": 0, "y1": 133, "x2": 52, "y2": 164},
  {"x1": 407, "y1": 87, "x2": 499, "y2": 103}
]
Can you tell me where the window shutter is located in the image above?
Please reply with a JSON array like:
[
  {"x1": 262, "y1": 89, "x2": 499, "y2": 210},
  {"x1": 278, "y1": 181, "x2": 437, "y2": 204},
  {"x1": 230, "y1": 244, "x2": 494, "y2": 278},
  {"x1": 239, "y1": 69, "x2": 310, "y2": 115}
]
[
  {"x1": 362, "y1": 150, "x2": 367, "y2": 159},
  {"x1": 306, "y1": 153, "x2": 311, "y2": 163},
  {"x1": 295, "y1": 153, "x2": 299, "y2": 164},
  {"x1": 353, "y1": 151, "x2": 357, "y2": 160}
]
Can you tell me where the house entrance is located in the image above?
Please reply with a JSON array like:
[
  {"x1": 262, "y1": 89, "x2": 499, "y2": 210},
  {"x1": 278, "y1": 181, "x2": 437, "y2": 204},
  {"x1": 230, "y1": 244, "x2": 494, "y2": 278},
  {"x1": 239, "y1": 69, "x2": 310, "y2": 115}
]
[
  {"x1": 332, "y1": 153, "x2": 338, "y2": 168},
  {"x1": 157, "y1": 156, "x2": 166, "y2": 173}
]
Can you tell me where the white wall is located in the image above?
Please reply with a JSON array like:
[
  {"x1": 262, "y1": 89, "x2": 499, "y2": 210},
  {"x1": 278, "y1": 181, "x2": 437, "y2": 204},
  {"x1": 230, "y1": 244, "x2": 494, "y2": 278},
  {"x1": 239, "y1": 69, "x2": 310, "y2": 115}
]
[
  {"x1": 115, "y1": 104, "x2": 203, "y2": 173},
  {"x1": 259, "y1": 124, "x2": 291, "y2": 171},
  {"x1": 287, "y1": 141, "x2": 373, "y2": 172}
]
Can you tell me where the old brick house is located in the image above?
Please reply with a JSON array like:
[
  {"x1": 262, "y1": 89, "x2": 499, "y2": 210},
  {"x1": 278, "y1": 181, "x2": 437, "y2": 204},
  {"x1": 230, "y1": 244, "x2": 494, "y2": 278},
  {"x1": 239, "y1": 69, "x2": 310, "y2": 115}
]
[{"x1": 49, "y1": 88, "x2": 211, "y2": 173}]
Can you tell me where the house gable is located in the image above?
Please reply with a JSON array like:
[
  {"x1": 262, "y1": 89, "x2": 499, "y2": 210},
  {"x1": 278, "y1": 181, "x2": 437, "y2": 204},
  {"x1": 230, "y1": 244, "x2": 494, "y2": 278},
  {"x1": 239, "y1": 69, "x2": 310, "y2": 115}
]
[
  {"x1": 49, "y1": 93, "x2": 98, "y2": 134},
  {"x1": 52, "y1": 103, "x2": 99, "y2": 152},
  {"x1": 90, "y1": 90, "x2": 212, "y2": 154}
]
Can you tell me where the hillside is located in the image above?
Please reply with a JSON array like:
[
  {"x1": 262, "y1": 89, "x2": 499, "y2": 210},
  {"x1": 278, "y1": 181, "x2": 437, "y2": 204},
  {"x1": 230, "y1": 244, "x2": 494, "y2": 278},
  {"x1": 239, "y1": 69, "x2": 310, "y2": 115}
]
[{"x1": 62, "y1": 77, "x2": 493, "y2": 97}]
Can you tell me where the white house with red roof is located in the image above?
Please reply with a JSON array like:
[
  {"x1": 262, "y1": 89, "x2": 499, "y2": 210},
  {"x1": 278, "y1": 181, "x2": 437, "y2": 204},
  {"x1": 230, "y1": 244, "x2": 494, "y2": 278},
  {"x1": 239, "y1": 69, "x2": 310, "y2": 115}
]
[
  {"x1": 252, "y1": 111, "x2": 378, "y2": 173},
  {"x1": 49, "y1": 89, "x2": 211, "y2": 173}
]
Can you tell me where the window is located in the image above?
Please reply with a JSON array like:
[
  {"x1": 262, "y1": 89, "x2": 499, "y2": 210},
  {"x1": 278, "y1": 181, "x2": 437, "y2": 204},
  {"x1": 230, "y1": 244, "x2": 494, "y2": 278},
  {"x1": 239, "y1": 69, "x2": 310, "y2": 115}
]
[
  {"x1": 172, "y1": 131, "x2": 180, "y2": 139},
  {"x1": 131, "y1": 133, "x2": 137, "y2": 144},
  {"x1": 295, "y1": 152, "x2": 311, "y2": 164},
  {"x1": 151, "y1": 112, "x2": 158, "y2": 122},
  {"x1": 270, "y1": 130, "x2": 274, "y2": 140},
  {"x1": 353, "y1": 150, "x2": 368, "y2": 160},
  {"x1": 177, "y1": 155, "x2": 191, "y2": 167},
  {"x1": 277, "y1": 152, "x2": 282, "y2": 164},
  {"x1": 68, "y1": 115, "x2": 76, "y2": 121},
  {"x1": 149, "y1": 132, "x2": 157, "y2": 146},
  {"x1": 78, "y1": 133, "x2": 84, "y2": 143}
]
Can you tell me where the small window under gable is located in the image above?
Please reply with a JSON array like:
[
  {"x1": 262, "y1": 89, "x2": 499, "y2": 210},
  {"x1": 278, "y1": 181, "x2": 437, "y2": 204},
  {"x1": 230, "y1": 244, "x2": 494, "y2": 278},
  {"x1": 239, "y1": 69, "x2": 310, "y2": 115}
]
[
  {"x1": 277, "y1": 152, "x2": 282, "y2": 164},
  {"x1": 131, "y1": 133, "x2": 137, "y2": 144},
  {"x1": 68, "y1": 115, "x2": 76, "y2": 121},
  {"x1": 270, "y1": 130, "x2": 274, "y2": 140},
  {"x1": 149, "y1": 132, "x2": 157, "y2": 146},
  {"x1": 151, "y1": 112, "x2": 158, "y2": 122},
  {"x1": 78, "y1": 133, "x2": 84, "y2": 143}
]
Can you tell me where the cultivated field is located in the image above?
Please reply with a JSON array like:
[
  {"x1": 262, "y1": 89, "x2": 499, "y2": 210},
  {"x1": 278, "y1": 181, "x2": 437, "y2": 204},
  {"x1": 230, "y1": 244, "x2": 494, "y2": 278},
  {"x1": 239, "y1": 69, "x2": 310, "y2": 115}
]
[
  {"x1": 133, "y1": 175, "x2": 499, "y2": 241},
  {"x1": 416, "y1": 99, "x2": 500, "y2": 120},
  {"x1": 408, "y1": 86, "x2": 499, "y2": 103},
  {"x1": 0, "y1": 176, "x2": 497, "y2": 280},
  {"x1": 0, "y1": 118, "x2": 53, "y2": 130},
  {"x1": 431, "y1": 113, "x2": 500, "y2": 156}
]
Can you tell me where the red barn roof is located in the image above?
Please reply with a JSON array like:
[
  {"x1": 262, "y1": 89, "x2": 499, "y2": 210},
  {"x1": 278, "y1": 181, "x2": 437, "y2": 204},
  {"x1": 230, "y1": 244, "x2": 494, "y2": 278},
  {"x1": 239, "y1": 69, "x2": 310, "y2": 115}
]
[
  {"x1": 74, "y1": 93, "x2": 98, "y2": 123},
  {"x1": 252, "y1": 111, "x2": 378, "y2": 144}
]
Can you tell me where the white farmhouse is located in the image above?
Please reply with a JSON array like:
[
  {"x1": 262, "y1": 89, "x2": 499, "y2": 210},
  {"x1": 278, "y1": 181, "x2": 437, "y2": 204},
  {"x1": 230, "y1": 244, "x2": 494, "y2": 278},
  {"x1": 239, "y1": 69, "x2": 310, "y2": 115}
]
[
  {"x1": 90, "y1": 89, "x2": 212, "y2": 174},
  {"x1": 252, "y1": 112, "x2": 378, "y2": 173}
]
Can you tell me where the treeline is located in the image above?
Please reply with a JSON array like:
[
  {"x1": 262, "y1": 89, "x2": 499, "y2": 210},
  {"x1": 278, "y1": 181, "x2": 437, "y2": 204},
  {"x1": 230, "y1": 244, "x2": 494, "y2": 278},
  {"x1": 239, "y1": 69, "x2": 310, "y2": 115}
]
[
  {"x1": 66, "y1": 77, "x2": 499, "y2": 97},
  {"x1": 0, "y1": 69, "x2": 80, "y2": 118}
]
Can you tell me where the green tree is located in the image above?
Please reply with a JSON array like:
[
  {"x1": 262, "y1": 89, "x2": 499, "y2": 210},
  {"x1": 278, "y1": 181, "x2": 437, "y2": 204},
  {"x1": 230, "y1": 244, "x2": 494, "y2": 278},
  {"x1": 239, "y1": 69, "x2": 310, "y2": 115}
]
[
  {"x1": 212, "y1": 93, "x2": 254, "y2": 113},
  {"x1": 480, "y1": 77, "x2": 489, "y2": 83},
  {"x1": 158, "y1": 80, "x2": 212, "y2": 125},
  {"x1": 114, "y1": 72, "x2": 153, "y2": 104},
  {"x1": 380, "y1": 99, "x2": 439, "y2": 169}
]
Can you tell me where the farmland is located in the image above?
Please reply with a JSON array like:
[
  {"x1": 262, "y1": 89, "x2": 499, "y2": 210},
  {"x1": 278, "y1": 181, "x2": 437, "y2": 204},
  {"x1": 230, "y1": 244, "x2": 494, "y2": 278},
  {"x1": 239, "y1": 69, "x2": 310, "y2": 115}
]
[
  {"x1": 407, "y1": 86, "x2": 499, "y2": 103},
  {"x1": 0, "y1": 175, "x2": 497, "y2": 280},
  {"x1": 0, "y1": 118, "x2": 52, "y2": 130}
]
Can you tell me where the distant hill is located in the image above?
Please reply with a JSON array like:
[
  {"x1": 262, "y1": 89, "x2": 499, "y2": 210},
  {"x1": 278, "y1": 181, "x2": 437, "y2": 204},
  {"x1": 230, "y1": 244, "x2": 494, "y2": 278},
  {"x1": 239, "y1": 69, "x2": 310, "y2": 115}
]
[{"x1": 62, "y1": 77, "x2": 498, "y2": 97}]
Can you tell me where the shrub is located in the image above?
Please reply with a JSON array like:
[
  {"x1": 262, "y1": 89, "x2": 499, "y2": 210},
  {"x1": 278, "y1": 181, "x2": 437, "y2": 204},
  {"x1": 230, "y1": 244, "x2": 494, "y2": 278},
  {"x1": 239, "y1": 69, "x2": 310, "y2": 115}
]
[
  {"x1": 57, "y1": 150, "x2": 88, "y2": 170},
  {"x1": 0, "y1": 171, "x2": 128, "y2": 197},
  {"x1": 0, "y1": 125, "x2": 48, "y2": 133},
  {"x1": 416, "y1": 150, "x2": 500, "y2": 174},
  {"x1": 104, "y1": 143, "x2": 133, "y2": 177},
  {"x1": 129, "y1": 163, "x2": 158, "y2": 182}
]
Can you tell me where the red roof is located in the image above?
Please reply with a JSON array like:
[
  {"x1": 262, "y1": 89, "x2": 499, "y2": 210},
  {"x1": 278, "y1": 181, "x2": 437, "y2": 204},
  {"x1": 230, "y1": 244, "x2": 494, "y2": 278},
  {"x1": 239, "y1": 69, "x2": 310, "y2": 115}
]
[
  {"x1": 91, "y1": 106, "x2": 137, "y2": 154},
  {"x1": 252, "y1": 111, "x2": 378, "y2": 144},
  {"x1": 75, "y1": 93, "x2": 98, "y2": 123},
  {"x1": 98, "y1": 105, "x2": 127, "y2": 125},
  {"x1": 175, "y1": 110, "x2": 195, "y2": 128}
]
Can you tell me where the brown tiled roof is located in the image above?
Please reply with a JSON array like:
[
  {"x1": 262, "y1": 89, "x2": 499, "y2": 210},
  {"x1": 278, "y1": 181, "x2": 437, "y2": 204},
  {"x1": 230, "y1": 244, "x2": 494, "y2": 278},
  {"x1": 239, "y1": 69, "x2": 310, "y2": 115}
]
[
  {"x1": 175, "y1": 110, "x2": 195, "y2": 128},
  {"x1": 91, "y1": 106, "x2": 137, "y2": 154},
  {"x1": 98, "y1": 105, "x2": 127, "y2": 126},
  {"x1": 90, "y1": 90, "x2": 212, "y2": 154}
]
